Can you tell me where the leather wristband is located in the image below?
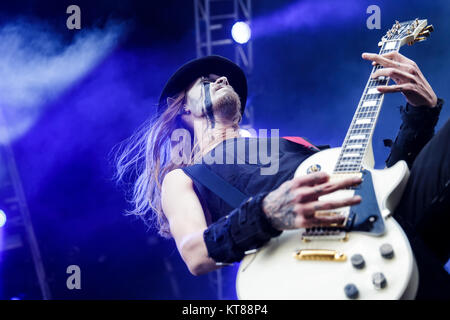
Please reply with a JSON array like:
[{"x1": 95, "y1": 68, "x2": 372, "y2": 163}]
[{"x1": 203, "y1": 192, "x2": 282, "y2": 264}]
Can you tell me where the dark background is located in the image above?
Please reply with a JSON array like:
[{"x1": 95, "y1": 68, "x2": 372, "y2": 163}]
[{"x1": 0, "y1": 0, "x2": 448, "y2": 299}]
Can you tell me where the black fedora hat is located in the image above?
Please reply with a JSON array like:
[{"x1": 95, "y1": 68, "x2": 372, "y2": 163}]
[{"x1": 158, "y1": 55, "x2": 247, "y2": 117}]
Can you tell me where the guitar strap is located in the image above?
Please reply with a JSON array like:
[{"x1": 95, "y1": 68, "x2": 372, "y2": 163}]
[
  {"x1": 183, "y1": 137, "x2": 320, "y2": 209},
  {"x1": 183, "y1": 164, "x2": 248, "y2": 209}
]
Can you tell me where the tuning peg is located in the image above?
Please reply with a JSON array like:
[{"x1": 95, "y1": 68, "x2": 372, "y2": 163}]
[
  {"x1": 424, "y1": 24, "x2": 434, "y2": 32},
  {"x1": 415, "y1": 36, "x2": 427, "y2": 42},
  {"x1": 419, "y1": 30, "x2": 431, "y2": 37}
]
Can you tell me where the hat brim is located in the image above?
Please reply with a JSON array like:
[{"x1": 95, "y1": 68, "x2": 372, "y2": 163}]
[{"x1": 158, "y1": 55, "x2": 247, "y2": 117}]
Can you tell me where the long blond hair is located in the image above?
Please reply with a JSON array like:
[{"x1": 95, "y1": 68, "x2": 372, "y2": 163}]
[{"x1": 113, "y1": 90, "x2": 241, "y2": 238}]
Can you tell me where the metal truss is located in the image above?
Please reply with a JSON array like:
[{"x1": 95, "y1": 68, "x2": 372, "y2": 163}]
[
  {"x1": 194, "y1": 0, "x2": 253, "y2": 72},
  {"x1": 0, "y1": 108, "x2": 51, "y2": 299},
  {"x1": 194, "y1": 0, "x2": 254, "y2": 127}
]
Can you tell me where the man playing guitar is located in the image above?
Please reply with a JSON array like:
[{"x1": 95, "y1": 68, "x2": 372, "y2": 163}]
[{"x1": 115, "y1": 48, "x2": 449, "y2": 299}]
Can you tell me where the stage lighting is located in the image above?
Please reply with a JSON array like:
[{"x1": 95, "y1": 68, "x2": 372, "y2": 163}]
[
  {"x1": 231, "y1": 21, "x2": 251, "y2": 44},
  {"x1": 0, "y1": 209, "x2": 6, "y2": 227},
  {"x1": 445, "y1": 259, "x2": 450, "y2": 275}
]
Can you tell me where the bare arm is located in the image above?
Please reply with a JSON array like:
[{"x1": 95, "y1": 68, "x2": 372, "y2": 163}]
[{"x1": 161, "y1": 168, "x2": 220, "y2": 276}]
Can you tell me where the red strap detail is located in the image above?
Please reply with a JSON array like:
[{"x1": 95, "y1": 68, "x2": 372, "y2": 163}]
[{"x1": 282, "y1": 136, "x2": 320, "y2": 151}]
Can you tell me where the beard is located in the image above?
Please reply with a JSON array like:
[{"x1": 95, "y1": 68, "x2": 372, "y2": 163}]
[{"x1": 211, "y1": 89, "x2": 241, "y2": 124}]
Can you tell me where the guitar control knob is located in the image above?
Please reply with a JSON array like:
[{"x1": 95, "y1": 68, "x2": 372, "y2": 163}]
[
  {"x1": 344, "y1": 283, "x2": 359, "y2": 299},
  {"x1": 351, "y1": 254, "x2": 365, "y2": 269},
  {"x1": 372, "y1": 272, "x2": 387, "y2": 289},
  {"x1": 380, "y1": 243, "x2": 394, "y2": 259}
]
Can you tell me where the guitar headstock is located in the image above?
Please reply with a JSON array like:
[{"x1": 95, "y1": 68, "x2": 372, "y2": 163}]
[{"x1": 378, "y1": 18, "x2": 433, "y2": 47}]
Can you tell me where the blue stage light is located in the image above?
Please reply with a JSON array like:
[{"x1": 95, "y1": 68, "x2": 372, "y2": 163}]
[
  {"x1": 0, "y1": 209, "x2": 6, "y2": 228},
  {"x1": 231, "y1": 21, "x2": 251, "y2": 44}
]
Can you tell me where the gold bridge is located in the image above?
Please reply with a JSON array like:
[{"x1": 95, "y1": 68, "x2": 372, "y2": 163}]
[{"x1": 294, "y1": 249, "x2": 347, "y2": 262}]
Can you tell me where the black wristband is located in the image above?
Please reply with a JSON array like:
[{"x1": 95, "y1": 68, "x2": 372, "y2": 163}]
[
  {"x1": 400, "y1": 98, "x2": 443, "y2": 129},
  {"x1": 203, "y1": 192, "x2": 282, "y2": 264}
]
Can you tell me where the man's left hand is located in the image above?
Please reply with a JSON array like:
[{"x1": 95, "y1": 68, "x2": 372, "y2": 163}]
[{"x1": 362, "y1": 51, "x2": 437, "y2": 108}]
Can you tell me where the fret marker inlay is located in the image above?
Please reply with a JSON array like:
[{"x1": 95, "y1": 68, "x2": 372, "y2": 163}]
[
  {"x1": 346, "y1": 144, "x2": 363, "y2": 149},
  {"x1": 367, "y1": 87, "x2": 380, "y2": 95},
  {"x1": 349, "y1": 135, "x2": 366, "y2": 140},
  {"x1": 342, "y1": 153, "x2": 361, "y2": 158},
  {"x1": 355, "y1": 118, "x2": 372, "y2": 125},
  {"x1": 362, "y1": 100, "x2": 378, "y2": 107}
]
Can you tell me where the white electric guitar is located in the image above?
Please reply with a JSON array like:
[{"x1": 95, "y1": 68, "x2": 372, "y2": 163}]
[{"x1": 236, "y1": 19, "x2": 434, "y2": 300}]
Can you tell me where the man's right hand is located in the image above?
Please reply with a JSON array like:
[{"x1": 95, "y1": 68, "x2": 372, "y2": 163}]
[{"x1": 262, "y1": 172, "x2": 362, "y2": 230}]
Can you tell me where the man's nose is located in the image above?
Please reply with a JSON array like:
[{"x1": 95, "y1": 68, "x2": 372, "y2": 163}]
[{"x1": 215, "y1": 76, "x2": 229, "y2": 86}]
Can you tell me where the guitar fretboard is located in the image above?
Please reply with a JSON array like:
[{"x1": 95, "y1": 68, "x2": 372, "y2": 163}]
[{"x1": 333, "y1": 40, "x2": 401, "y2": 173}]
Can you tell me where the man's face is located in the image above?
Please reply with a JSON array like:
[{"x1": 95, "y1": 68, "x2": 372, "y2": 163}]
[{"x1": 184, "y1": 74, "x2": 241, "y2": 124}]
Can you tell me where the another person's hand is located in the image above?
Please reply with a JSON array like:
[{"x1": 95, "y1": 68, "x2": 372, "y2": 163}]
[
  {"x1": 262, "y1": 172, "x2": 362, "y2": 230},
  {"x1": 362, "y1": 51, "x2": 438, "y2": 108}
]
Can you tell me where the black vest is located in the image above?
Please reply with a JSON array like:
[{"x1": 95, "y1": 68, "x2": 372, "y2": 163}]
[{"x1": 182, "y1": 137, "x2": 319, "y2": 223}]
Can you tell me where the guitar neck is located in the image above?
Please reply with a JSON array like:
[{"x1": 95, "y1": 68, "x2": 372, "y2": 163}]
[{"x1": 333, "y1": 40, "x2": 401, "y2": 174}]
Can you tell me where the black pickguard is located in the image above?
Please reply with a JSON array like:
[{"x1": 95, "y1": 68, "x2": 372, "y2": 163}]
[{"x1": 344, "y1": 169, "x2": 386, "y2": 236}]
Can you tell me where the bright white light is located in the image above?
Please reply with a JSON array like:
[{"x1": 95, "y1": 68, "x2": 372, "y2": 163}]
[
  {"x1": 239, "y1": 129, "x2": 252, "y2": 138},
  {"x1": 231, "y1": 21, "x2": 251, "y2": 44},
  {"x1": 0, "y1": 209, "x2": 6, "y2": 228}
]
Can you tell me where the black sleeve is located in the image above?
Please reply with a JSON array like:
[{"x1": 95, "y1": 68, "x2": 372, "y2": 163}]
[
  {"x1": 385, "y1": 98, "x2": 443, "y2": 168},
  {"x1": 203, "y1": 192, "x2": 282, "y2": 264}
]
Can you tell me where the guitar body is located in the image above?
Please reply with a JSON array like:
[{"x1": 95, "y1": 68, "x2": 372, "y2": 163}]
[{"x1": 236, "y1": 147, "x2": 419, "y2": 300}]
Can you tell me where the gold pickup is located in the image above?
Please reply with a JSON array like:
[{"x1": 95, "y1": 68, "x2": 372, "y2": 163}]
[{"x1": 294, "y1": 249, "x2": 347, "y2": 261}]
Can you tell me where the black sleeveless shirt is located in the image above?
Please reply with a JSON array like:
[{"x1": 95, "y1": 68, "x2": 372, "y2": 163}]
[{"x1": 182, "y1": 137, "x2": 319, "y2": 223}]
